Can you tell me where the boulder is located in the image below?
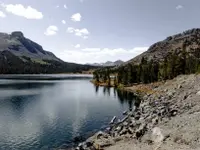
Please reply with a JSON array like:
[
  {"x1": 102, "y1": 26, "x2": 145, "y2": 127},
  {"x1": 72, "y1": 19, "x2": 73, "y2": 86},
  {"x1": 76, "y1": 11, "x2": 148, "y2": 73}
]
[
  {"x1": 135, "y1": 123, "x2": 147, "y2": 139},
  {"x1": 196, "y1": 91, "x2": 200, "y2": 96},
  {"x1": 119, "y1": 128, "x2": 128, "y2": 135},
  {"x1": 110, "y1": 116, "x2": 116, "y2": 124},
  {"x1": 96, "y1": 131, "x2": 108, "y2": 139},
  {"x1": 151, "y1": 127, "x2": 164, "y2": 144},
  {"x1": 128, "y1": 127, "x2": 134, "y2": 134},
  {"x1": 123, "y1": 121, "x2": 128, "y2": 126},
  {"x1": 170, "y1": 109, "x2": 178, "y2": 117},
  {"x1": 178, "y1": 84, "x2": 182, "y2": 89},
  {"x1": 94, "y1": 139, "x2": 114, "y2": 149},
  {"x1": 152, "y1": 116, "x2": 159, "y2": 125},
  {"x1": 115, "y1": 126, "x2": 122, "y2": 133}
]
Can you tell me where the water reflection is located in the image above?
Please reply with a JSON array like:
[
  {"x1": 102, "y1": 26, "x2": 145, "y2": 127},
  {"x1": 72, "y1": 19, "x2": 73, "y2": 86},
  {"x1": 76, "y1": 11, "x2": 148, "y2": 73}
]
[
  {"x1": 0, "y1": 79, "x2": 141, "y2": 150},
  {"x1": 95, "y1": 86, "x2": 141, "y2": 110},
  {"x1": 95, "y1": 86, "x2": 99, "y2": 94}
]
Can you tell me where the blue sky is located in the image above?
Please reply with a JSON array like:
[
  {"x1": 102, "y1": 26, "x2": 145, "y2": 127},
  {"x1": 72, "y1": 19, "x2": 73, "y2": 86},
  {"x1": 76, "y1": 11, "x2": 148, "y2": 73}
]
[{"x1": 0, "y1": 0, "x2": 200, "y2": 64}]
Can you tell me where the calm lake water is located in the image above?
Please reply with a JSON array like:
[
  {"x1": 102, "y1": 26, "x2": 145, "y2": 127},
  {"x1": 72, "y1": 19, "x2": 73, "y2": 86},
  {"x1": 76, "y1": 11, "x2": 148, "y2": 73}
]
[{"x1": 0, "y1": 75, "x2": 138, "y2": 150}]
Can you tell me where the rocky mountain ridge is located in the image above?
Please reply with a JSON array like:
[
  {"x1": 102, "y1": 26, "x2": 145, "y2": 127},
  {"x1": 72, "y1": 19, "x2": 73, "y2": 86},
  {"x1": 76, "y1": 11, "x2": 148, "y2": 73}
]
[
  {"x1": 0, "y1": 31, "x2": 95, "y2": 74},
  {"x1": 0, "y1": 31, "x2": 61, "y2": 62},
  {"x1": 124, "y1": 28, "x2": 200, "y2": 65},
  {"x1": 87, "y1": 60, "x2": 124, "y2": 67}
]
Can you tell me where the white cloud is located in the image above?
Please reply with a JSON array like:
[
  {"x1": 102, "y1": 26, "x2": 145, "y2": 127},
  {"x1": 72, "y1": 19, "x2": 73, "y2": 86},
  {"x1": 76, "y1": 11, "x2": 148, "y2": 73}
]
[
  {"x1": 82, "y1": 48, "x2": 101, "y2": 52},
  {"x1": 1, "y1": 3, "x2": 43, "y2": 19},
  {"x1": 67, "y1": 27, "x2": 74, "y2": 33},
  {"x1": 57, "y1": 47, "x2": 149, "y2": 64},
  {"x1": 80, "y1": 0, "x2": 84, "y2": 2},
  {"x1": 64, "y1": 4, "x2": 67, "y2": 9},
  {"x1": 176, "y1": 5, "x2": 183, "y2": 10},
  {"x1": 44, "y1": 25, "x2": 58, "y2": 36},
  {"x1": 0, "y1": 11, "x2": 6, "y2": 18},
  {"x1": 62, "y1": 20, "x2": 66, "y2": 24},
  {"x1": 56, "y1": 5, "x2": 59, "y2": 8},
  {"x1": 71, "y1": 13, "x2": 81, "y2": 22},
  {"x1": 67, "y1": 27, "x2": 89, "y2": 39},
  {"x1": 83, "y1": 36, "x2": 88, "y2": 39},
  {"x1": 75, "y1": 44, "x2": 81, "y2": 48}
]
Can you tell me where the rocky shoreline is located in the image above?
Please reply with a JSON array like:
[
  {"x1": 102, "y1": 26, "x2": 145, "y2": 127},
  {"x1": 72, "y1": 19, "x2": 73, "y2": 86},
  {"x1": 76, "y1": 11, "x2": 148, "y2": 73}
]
[{"x1": 74, "y1": 74, "x2": 200, "y2": 150}]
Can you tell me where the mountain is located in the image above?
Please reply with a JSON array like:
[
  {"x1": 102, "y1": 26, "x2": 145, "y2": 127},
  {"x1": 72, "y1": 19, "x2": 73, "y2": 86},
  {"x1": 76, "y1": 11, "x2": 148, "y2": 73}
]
[
  {"x1": 93, "y1": 28, "x2": 200, "y2": 86},
  {"x1": 87, "y1": 60, "x2": 124, "y2": 67},
  {"x1": 123, "y1": 28, "x2": 200, "y2": 66},
  {"x1": 0, "y1": 31, "x2": 95, "y2": 74},
  {"x1": 0, "y1": 31, "x2": 61, "y2": 62}
]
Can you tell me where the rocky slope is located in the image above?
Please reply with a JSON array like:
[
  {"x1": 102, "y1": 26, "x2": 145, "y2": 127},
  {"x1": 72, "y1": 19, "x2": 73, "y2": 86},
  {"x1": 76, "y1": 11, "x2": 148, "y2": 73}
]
[
  {"x1": 0, "y1": 31, "x2": 61, "y2": 62},
  {"x1": 75, "y1": 74, "x2": 200, "y2": 150},
  {"x1": 123, "y1": 28, "x2": 200, "y2": 66},
  {"x1": 0, "y1": 31, "x2": 95, "y2": 74}
]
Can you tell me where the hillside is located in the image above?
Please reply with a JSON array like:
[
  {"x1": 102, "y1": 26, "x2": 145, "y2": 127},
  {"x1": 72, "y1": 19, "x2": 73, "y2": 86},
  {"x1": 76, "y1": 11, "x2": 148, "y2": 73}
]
[
  {"x1": 125, "y1": 28, "x2": 200, "y2": 65},
  {"x1": 0, "y1": 31, "x2": 95, "y2": 74},
  {"x1": 0, "y1": 31, "x2": 61, "y2": 62},
  {"x1": 93, "y1": 28, "x2": 200, "y2": 86}
]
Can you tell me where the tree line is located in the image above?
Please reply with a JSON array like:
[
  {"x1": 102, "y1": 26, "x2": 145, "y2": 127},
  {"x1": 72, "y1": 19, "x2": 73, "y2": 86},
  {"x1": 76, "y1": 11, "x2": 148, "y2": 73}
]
[
  {"x1": 93, "y1": 45, "x2": 200, "y2": 86},
  {"x1": 0, "y1": 51, "x2": 95, "y2": 74}
]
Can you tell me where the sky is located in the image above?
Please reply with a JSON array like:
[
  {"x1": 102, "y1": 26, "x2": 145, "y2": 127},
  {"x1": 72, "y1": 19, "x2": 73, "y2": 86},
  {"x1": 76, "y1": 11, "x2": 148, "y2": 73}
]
[{"x1": 0, "y1": 0, "x2": 200, "y2": 64}]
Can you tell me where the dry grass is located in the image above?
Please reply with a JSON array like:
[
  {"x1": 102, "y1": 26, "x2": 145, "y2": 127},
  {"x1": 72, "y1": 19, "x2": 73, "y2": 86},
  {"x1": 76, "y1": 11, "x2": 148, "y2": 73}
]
[
  {"x1": 125, "y1": 81, "x2": 164, "y2": 96},
  {"x1": 91, "y1": 79, "x2": 115, "y2": 87}
]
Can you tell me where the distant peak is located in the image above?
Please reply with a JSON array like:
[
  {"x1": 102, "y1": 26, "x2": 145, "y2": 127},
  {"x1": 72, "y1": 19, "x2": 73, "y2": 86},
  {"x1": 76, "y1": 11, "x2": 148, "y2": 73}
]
[{"x1": 11, "y1": 31, "x2": 24, "y2": 38}]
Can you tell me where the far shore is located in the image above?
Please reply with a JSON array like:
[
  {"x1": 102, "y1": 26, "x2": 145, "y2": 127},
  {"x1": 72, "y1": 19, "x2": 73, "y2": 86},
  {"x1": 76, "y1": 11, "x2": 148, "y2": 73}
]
[{"x1": 0, "y1": 74, "x2": 93, "y2": 80}]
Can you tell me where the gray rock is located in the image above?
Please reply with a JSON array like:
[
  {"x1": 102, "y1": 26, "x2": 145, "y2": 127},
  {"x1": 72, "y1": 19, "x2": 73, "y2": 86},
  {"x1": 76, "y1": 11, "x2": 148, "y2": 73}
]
[
  {"x1": 96, "y1": 131, "x2": 108, "y2": 139},
  {"x1": 196, "y1": 91, "x2": 200, "y2": 96},
  {"x1": 128, "y1": 127, "x2": 134, "y2": 134},
  {"x1": 123, "y1": 121, "x2": 128, "y2": 126},
  {"x1": 170, "y1": 109, "x2": 178, "y2": 117},
  {"x1": 123, "y1": 110, "x2": 128, "y2": 115},
  {"x1": 119, "y1": 128, "x2": 128, "y2": 135},
  {"x1": 113, "y1": 136, "x2": 123, "y2": 142},
  {"x1": 152, "y1": 116, "x2": 159, "y2": 125},
  {"x1": 115, "y1": 126, "x2": 122, "y2": 133},
  {"x1": 178, "y1": 84, "x2": 182, "y2": 89},
  {"x1": 110, "y1": 116, "x2": 116, "y2": 124},
  {"x1": 135, "y1": 123, "x2": 147, "y2": 139}
]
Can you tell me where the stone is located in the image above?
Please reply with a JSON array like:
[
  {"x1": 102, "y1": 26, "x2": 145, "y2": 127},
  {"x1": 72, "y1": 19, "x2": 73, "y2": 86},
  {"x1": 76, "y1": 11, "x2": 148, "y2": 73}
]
[
  {"x1": 152, "y1": 117, "x2": 159, "y2": 125},
  {"x1": 94, "y1": 139, "x2": 114, "y2": 148},
  {"x1": 183, "y1": 94, "x2": 188, "y2": 100},
  {"x1": 123, "y1": 121, "x2": 128, "y2": 126},
  {"x1": 85, "y1": 141, "x2": 93, "y2": 147},
  {"x1": 120, "y1": 128, "x2": 128, "y2": 135},
  {"x1": 121, "y1": 116, "x2": 128, "y2": 122},
  {"x1": 178, "y1": 84, "x2": 182, "y2": 89},
  {"x1": 170, "y1": 109, "x2": 178, "y2": 117},
  {"x1": 96, "y1": 131, "x2": 108, "y2": 139},
  {"x1": 196, "y1": 91, "x2": 200, "y2": 96},
  {"x1": 113, "y1": 136, "x2": 123, "y2": 142},
  {"x1": 135, "y1": 123, "x2": 147, "y2": 139},
  {"x1": 134, "y1": 115, "x2": 140, "y2": 120},
  {"x1": 151, "y1": 127, "x2": 164, "y2": 144},
  {"x1": 164, "y1": 89, "x2": 168, "y2": 92},
  {"x1": 167, "y1": 90, "x2": 175, "y2": 97},
  {"x1": 116, "y1": 126, "x2": 122, "y2": 132},
  {"x1": 128, "y1": 127, "x2": 134, "y2": 134},
  {"x1": 110, "y1": 116, "x2": 116, "y2": 124}
]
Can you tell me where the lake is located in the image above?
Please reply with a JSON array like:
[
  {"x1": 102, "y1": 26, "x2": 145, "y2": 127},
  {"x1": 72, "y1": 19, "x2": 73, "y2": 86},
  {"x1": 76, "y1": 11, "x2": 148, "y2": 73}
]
[{"x1": 0, "y1": 75, "x2": 138, "y2": 150}]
